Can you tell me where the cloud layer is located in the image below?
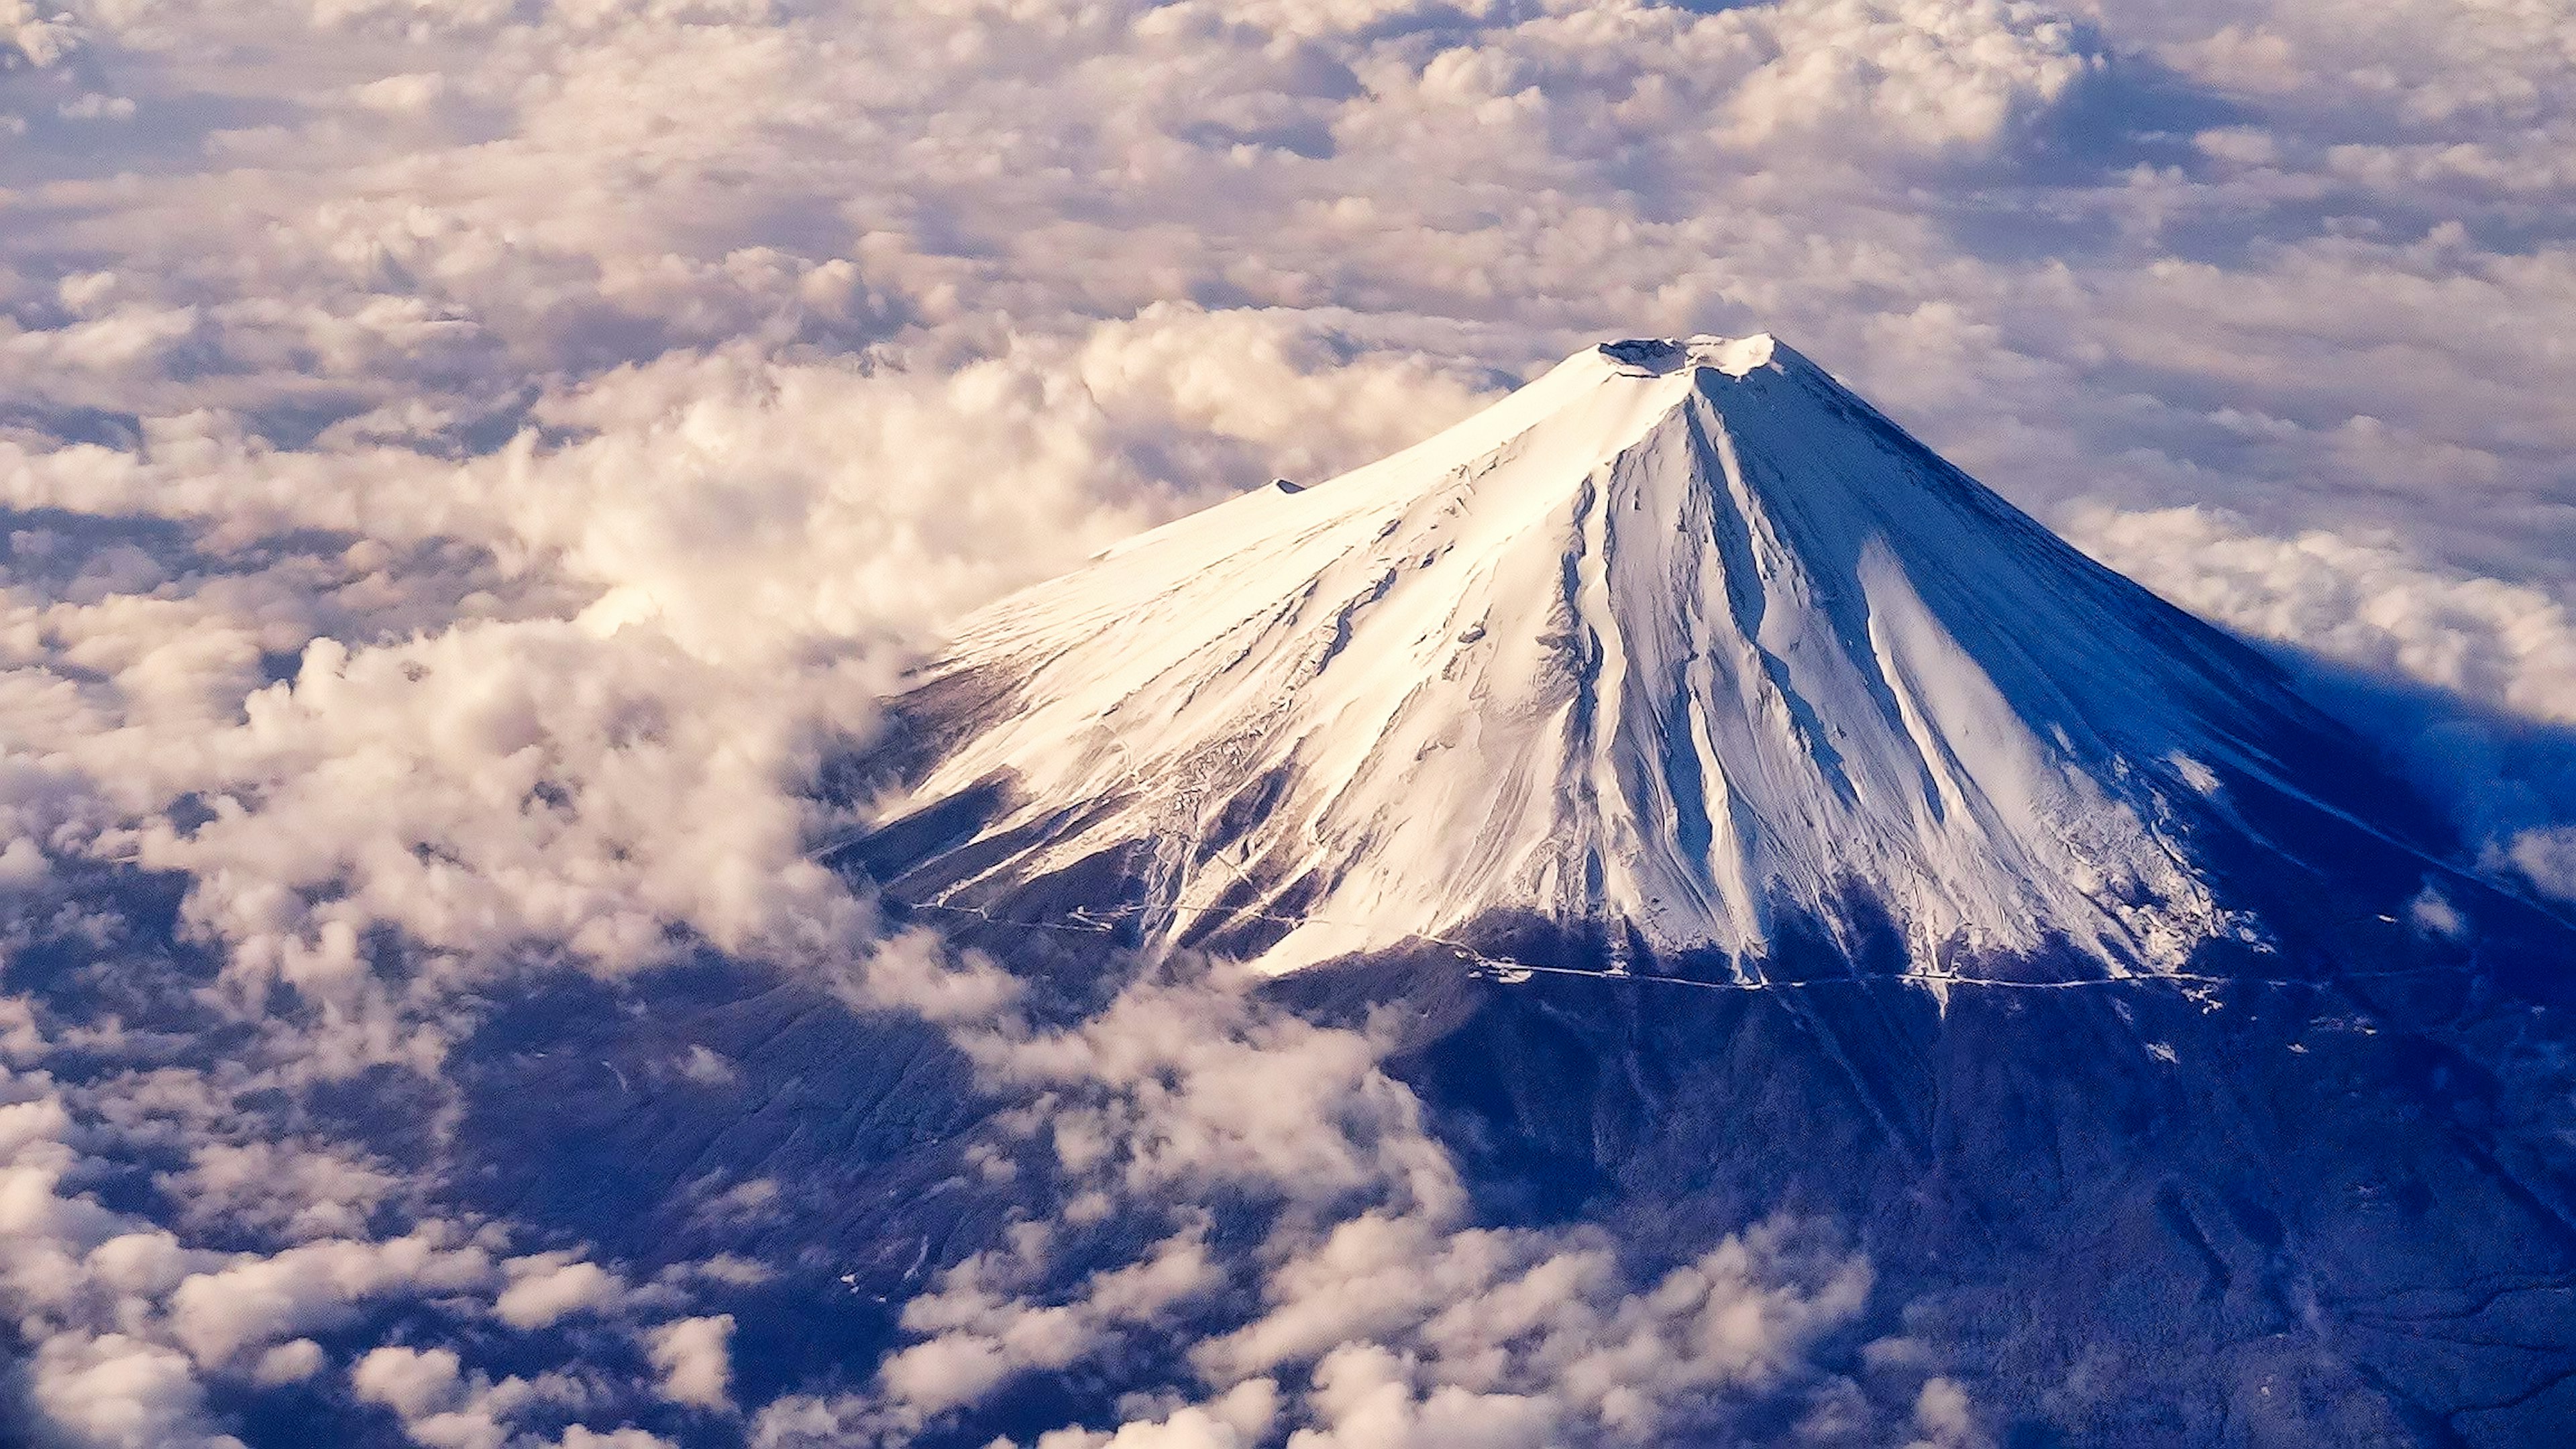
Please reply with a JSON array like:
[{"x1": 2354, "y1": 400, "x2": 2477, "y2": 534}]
[{"x1": 0, "y1": 0, "x2": 2572, "y2": 1443}]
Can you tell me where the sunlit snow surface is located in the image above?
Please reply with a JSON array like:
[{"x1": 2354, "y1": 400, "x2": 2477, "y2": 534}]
[{"x1": 867, "y1": 337, "x2": 2425, "y2": 981}]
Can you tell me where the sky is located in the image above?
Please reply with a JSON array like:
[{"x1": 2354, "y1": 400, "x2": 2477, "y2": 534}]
[{"x1": 0, "y1": 1, "x2": 2574, "y2": 1446}]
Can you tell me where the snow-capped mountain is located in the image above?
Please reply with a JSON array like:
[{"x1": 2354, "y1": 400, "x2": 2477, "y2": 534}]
[
  {"x1": 849, "y1": 334, "x2": 2493, "y2": 984},
  {"x1": 739, "y1": 336, "x2": 2576, "y2": 1446}
]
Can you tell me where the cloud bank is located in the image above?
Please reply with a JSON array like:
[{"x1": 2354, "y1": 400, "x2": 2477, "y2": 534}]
[{"x1": 0, "y1": 0, "x2": 2571, "y2": 1442}]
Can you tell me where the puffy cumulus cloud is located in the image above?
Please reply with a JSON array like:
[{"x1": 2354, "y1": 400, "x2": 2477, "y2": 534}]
[
  {"x1": 2070, "y1": 506, "x2": 2576, "y2": 726},
  {"x1": 160, "y1": 1136, "x2": 404, "y2": 1241},
  {"x1": 1720, "y1": 0, "x2": 2095, "y2": 149},
  {"x1": 2146, "y1": 0, "x2": 2576, "y2": 154},
  {"x1": 474, "y1": 309, "x2": 1491, "y2": 657},
  {"x1": 963, "y1": 968, "x2": 1452, "y2": 1210},
  {"x1": 494, "y1": 1255, "x2": 629, "y2": 1330},
  {"x1": 0, "y1": 1061, "x2": 740, "y2": 1447},
  {"x1": 1023, "y1": 1379, "x2": 1282, "y2": 1449},
  {"x1": 643, "y1": 1314, "x2": 734, "y2": 1410},
  {"x1": 2072, "y1": 504, "x2": 2576, "y2": 904},
  {"x1": 1, "y1": 2, "x2": 73, "y2": 56},
  {"x1": 349, "y1": 1343, "x2": 609, "y2": 1449},
  {"x1": 1211, "y1": 1218, "x2": 1875, "y2": 1445},
  {"x1": 547, "y1": 1414, "x2": 676, "y2": 1449},
  {"x1": 1905, "y1": 1376, "x2": 1986, "y2": 1449},
  {"x1": 0, "y1": 1071, "x2": 321, "y2": 1443},
  {"x1": 148, "y1": 623, "x2": 878, "y2": 998},
  {"x1": 870, "y1": 1226, "x2": 1226, "y2": 1419},
  {"x1": 787, "y1": 950, "x2": 1902, "y2": 1446},
  {"x1": 28, "y1": 1332, "x2": 237, "y2": 1449},
  {"x1": 164, "y1": 1226, "x2": 497, "y2": 1365}
]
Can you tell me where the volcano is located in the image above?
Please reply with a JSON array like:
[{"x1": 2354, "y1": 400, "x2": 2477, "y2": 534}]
[
  {"x1": 849, "y1": 335, "x2": 2538, "y2": 989},
  {"x1": 793, "y1": 337, "x2": 2576, "y2": 1445}
]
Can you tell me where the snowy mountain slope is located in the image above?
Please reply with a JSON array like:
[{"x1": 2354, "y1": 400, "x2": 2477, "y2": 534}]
[{"x1": 845, "y1": 335, "x2": 2496, "y2": 982}]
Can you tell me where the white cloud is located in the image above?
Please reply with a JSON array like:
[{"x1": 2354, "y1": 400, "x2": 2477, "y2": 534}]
[
  {"x1": 2, "y1": 1, "x2": 79, "y2": 68},
  {"x1": 167, "y1": 1226, "x2": 500, "y2": 1366},
  {"x1": 645, "y1": 1313, "x2": 736, "y2": 1410},
  {"x1": 0, "y1": 1060, "x2": 733, "y2": 1447},
  {"x1": 495, "y1": 1255, "x2": 628, "y2": 1329},
  {"x1": 352, "y1": 1344, "x2": 471, "y2": 1423},
  {"x1": 351, "y1": 1344, "x2": 597, "y2": 1449},
  {"x1": 251, "y1": 1338, "x2": 326, "y2": 1387},
  {"x1": 2070, "y1": 504, "x2": 2576, "y2": 901},
  {"x1": 28, "y1": 1332, "x2": 241, "y2": 1449},
  {"x1": 162, "y1": 1137, "x2": 402, "y2": 1241},
  {"x1": 823, "y1": 957, "x2": 1881, "y2": 1445},
  {"x1": 1029, "y1": 1379, "x2": 1281, "y2": 1449},
  {"x1": 1721, "y1": 0, "x2": 2096, "y2": 150},
  {"x1": 552, "y1": 1429, "x2": 678, "y2": 1449},
  {"x1": 1906, "y1": 1375, "x2": 1984, "y2": 1449}
]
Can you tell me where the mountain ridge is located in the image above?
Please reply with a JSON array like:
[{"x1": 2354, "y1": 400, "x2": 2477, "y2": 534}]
[{"x1": 843, "y1": 332, "x2": 2522, "y2": 991}]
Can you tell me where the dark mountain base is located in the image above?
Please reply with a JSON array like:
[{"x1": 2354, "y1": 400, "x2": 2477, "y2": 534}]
[
  {"x1": 405, "y1": 918, "x2": 2576, "y2": 1448},
  {"x1": 1269, "y1": 953, "x2": 2576, "y2": 1447}
]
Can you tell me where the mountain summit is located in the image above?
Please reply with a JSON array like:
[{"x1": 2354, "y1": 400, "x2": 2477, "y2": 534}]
[{"x1": 849, "y1": 335, "x2": 2501, "y2": 984}]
